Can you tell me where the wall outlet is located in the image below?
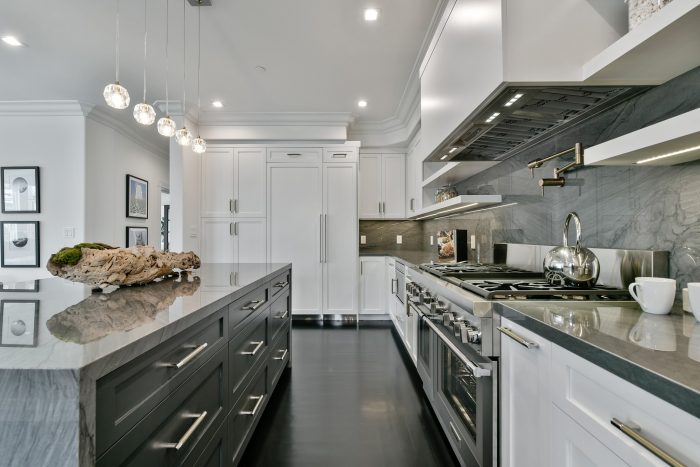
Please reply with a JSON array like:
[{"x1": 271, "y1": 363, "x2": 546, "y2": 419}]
[
  {"x1": 396, "y1": 235, "x2": 403, "y2": 244},
  {"x1": 360, "y1": 235, "x2": 367, "y2": 245},
  {"x1": 63, "y1": 228, "x2": 75, "y2": 238},
  {"x1": 430, "y1": 235, "x2": 434, "y2": 245},
  {"x1": 471, "y1": 235, "x2": 476, "y2": 249}
]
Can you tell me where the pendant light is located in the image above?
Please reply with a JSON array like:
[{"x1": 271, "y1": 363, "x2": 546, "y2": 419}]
[
  {"x1": 175, "y1": 0, "x2": 192, "y2": 146},
  {"x1": 157, "y1": 0, "x2": 176, "y2": 137},
  {"x1": 103, "y1": 0, "x2": 130, "y2": 109},
  {"x1": 133, "y1": 0, "x2": 156, "y2": 125},
  {"x1": 191, "y1": 3, "x2": 206, "y2": 154}
]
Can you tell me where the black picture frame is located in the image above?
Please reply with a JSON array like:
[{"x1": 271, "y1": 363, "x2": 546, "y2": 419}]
[
  {"x1": 0, "y1": 300, "x2": 39, "y2": 347},
  {"x1": 1, "y1": 221, "x2": 40, "y2": 268},
  {"x1": 1, "y1": 166, "x2": 40, "y2": 214},
  {"x1": 126, "y1": 174, "x2": 149, "y2": 219},
  {"x1": 0, "y1": 280, "x2": 39, "y2": 292},
  {"x1": 126, "y1": 226, "x2": 149, "y2": 247}
]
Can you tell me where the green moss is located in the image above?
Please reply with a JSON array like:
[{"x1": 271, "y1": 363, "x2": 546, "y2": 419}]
[{"x1": 50, "y1": 243, "x2": 116, "y2": 266}]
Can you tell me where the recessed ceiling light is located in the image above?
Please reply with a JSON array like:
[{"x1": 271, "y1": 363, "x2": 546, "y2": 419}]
[
  {"x1": 1, "y1": 36, "x2": 23, "y2": 47},
  {"x1": 449, "y1": 147, "x2": 458, "y2": 154},
  {"x1": 212, "y1": 100, "x2": 223, "y2": 108},
  {"x1": 485, "y1": 112, "x2": 500, "y2": 123},
  {"x1": 358, "y1": 100, "x2": 368, "y2": 108},
  {"x1": 364, "y1": 8, "x2": 379, "y2": 21}
]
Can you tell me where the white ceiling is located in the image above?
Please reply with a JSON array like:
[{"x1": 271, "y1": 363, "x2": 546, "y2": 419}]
[{"x1": 0, "y1": 0, "x2": 440, "y2": 146}]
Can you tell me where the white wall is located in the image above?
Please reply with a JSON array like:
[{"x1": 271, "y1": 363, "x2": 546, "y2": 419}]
[
  {"x1": 85, "y1": 118, "x2": 169, "y2": 248},
  {"x1": 169, "y1": 116, "x2": 200, "y2": 254},
  {"x1": 0, "y1": 114, "x2": 86, "y2": 282}
]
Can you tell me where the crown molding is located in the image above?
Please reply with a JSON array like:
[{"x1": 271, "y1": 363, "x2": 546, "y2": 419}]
[
  {"x1": 0, "y1": 100, "x2": 94, "y2": 117},
  {"x1": 88, "y1": 106, "x2": 169, "y2": 160},
  {"x1": 197, "y1": 111, "x2": 355, "y2": 127}
]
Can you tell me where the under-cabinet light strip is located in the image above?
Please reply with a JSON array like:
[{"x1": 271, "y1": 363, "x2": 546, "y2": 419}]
[
  {"x1": 636, "y1": 144, "x2": 700, "y2": 164},
  {"x1": 414, "y1": 203, "x2": 479, "y2": 220},
  {"x1": 433, "y1": 202, "x2": 518, "y2": 220}
]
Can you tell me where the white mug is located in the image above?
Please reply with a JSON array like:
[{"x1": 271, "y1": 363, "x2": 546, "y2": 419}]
[
  {"x1": 687, "y1": 283, "x2": 700, "y2": 322},
  {"x1": 628, "y1": 277, "x2": 676, "y2": 315}
]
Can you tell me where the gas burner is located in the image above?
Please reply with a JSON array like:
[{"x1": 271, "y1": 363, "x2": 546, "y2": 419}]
[{"x1": 460, "y1": 279, "x2": 631, "y2": 300}]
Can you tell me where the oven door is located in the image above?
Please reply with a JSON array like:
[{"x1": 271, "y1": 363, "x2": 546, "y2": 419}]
[
  {"x1": 435, "y1": 331, "x2": 495, "y2": 467},
  {"x1": 416, "y1": 312, "x2": 434, "y2": 400},
  {"x1": 395, "y1": 269, "x2": 405, "y2": 304}
]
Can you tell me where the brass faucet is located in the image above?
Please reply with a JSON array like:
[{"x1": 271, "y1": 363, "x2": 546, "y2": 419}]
[{"x1": 527, "y1": 143, "x2": 584, "y2": 196}]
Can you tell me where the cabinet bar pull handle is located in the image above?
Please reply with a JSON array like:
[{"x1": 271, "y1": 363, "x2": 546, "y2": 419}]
[
  {"x1": 332, "y1": 153, "x2": 347, "y2": 158},
  {"x1": 324, "y1": 214, "x2": 328, "y2": 263},
  {"x1": 391, "y1": 279, "x2": 397, "y2": 294},
  {"x1": 274, "y1": 281, "x2": 289, "y2": 288},
  {"x1": 229, "y1": 199, "x2": 233, "y2": 213},
  {"x1": 611, "y1": 418, "x2": 685, "y2": 467},
  {"x1": 241, "y1": 340, "x2": 264, "y2": 356},
  {"x1": 449, "y1": 421, "x2": 462, "y2": 443},
  {"x1": 230, "y1": 222, "x2": 234, "y2": 236},
  {"x1": 498, "y1": 327, "x2": 539, "y2": 349},
  {"x1": 162, "y1": 342, "x2": 208, "y2": 369},
  {"x1": 159, "y1": 411, "x2": 208, "y2": 450},
  {"x1": 410, "y1": 198, "x2": 415, "y2": 211},
  {"x1": 287, "y1": 153, "x2": 302, "y2": 156},
  {"x1": 320, "y1": 214, "x2": 323, "y2": 263},
  {"x1": 273, "y1": 349, "x2": 289, "y2": 361},
  {"x1": 240, "y1": 395, "x2": 265, "y2": 416},
  {"x1": 242, "y1": 299, "x2": 266, "y2": 311},
  {"x1": 382, "y1": 202, "x2": 386, "y2": 214},
  {"x1": 234, "y1": 198, "x2": 238, "y2": 213},
  {"x1": 275, "y1": 310, "x2": 289, "y2": 319},
  {"x1": 234, "y1": 222, "x2": 239, "y2": 236}
]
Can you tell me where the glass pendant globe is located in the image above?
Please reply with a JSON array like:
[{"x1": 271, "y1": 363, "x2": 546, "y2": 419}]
[
  {"x1": 175, "y1": 127, "x2": 192, "y2": 146},
  {"x1": 157, "y1": 116, "x2": 177, "y2": 137},
  {"x1": 103, "y1": 82, "x2": 130, "y2": 109},
  {"x1": 133, "y1": 102, "x2": 156, "y2": 125},
  {"x1": 191, "y1": 137, "x2": 207, "y2": 154}
]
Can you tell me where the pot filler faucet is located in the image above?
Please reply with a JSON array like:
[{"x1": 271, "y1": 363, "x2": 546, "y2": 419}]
[{"x1": 527, "y1": 142, "x2": 584, "y2": 196}]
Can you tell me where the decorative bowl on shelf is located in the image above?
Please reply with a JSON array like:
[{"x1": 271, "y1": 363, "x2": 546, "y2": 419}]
[{"x1": 435, "y1": 185, "x2": 458, "y2": 203}]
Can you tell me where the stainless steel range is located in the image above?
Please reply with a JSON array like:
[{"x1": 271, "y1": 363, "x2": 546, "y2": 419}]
[{"x1": 408, "y1": 243, "x2": 670, "y2": 467}]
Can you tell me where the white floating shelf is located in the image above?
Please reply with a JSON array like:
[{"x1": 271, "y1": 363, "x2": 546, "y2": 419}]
[
  {"x1": 410, "y1": 195, "x2": 503, "y2": 220},
  {"x1": 421, "y1": 161, "x2": 500, "y2": 189},
  {"x1": 583, "y1": 0, "x2": 700, "y2": 84},
  {"x1": 585, "y1": 109, "x2": 700, "y2": 166}
]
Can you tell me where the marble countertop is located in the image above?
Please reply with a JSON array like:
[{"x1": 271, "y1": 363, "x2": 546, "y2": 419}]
[
  {"x1": 0, "y1": 263, "x2": 290, "y2": 372},
  {"x1": 496, "y1": 301, "x2": 700, "y2": 418}
]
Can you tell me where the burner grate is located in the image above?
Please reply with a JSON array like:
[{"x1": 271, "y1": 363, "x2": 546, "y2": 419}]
[{"x1": 460, "y1": 280, "x2": 631, "y2": 300}]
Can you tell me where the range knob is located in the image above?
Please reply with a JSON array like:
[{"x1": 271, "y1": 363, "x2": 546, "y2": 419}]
[{"x1": 442, "y1": 312, "x2": 455, "y2": 326}]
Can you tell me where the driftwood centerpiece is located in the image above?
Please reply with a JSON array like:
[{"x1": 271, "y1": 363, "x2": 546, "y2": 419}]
[{"x1": 47, "y1": 243, "x2": 200, "y2": 287}]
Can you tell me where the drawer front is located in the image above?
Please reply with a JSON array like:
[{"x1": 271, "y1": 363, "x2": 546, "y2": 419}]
[
  {"x1": 97, "y1": 309, "x2": 226, "y2": 455},
  {"x1": 267, "y1": 148, "x2": 322, "y2": 163},
  {"x1": 229, "y1": 285, "x2": 268, "y2": 335},
  {"x1": 229, "y1": 364, "x2": 269, "y2": 465},
  {"x1": 269, "y1": 326, "x2": 290, "y2": 389},
  {"x1": 229, "y1": 308, "x2": 269, "y2": 402},
  {"x1": 551, "y1": 344, "x2": 700, "y2": 466},
  {"x1": 323, "y1": 148, "x2": 358, "y2": 163},
  {"x1": 191, "y1": 420, "x2": 226, "y2": 467},
  {"x1": 269, "y1": 269, "x2": 290, "y2": 301},
  {"x1": 269, "y1": 290, "x2": 290, "y2": 341},
  {"x1": 98, "y1": 346, "x2": 228, "y2": 467}
]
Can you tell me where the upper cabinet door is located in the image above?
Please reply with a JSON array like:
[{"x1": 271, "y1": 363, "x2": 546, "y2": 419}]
[
  {"x1": 234, "y1": 148, "x2": 266, "y2": 218},
  {"x1": 358, "y1": 154, "x2": 383, "y2": 219},
  {"x1": 381, "y1": 154, "x2": 406, "y2": 219},
  {"x1": 201, "y1": 148, "x2": 235, "y2": 218}
]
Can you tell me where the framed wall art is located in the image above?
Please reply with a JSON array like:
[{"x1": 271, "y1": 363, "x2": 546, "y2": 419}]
[
  {"x1": 1, "y1": 221, "x2": 40, "y2": 267},
  {"x1": 1, "y1": 166, "x2": 40, "y2": 213},
  {"x1": 0, "y1": 300, "x2": 39, "y2": 347},
  {"x1": 126, "y1": 226, "x2": 149, "y2": 247},
  {"x1": 126, "y1": 174, "x2": 148, "y2": 219}
]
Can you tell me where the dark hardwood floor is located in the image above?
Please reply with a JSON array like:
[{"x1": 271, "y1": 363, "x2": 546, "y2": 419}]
[{"x1": 240, "y1": 321, "x2": 458, "y2": 467}]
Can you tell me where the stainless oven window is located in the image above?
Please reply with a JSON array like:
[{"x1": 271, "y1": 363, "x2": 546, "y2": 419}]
[
  {"x1": 441, "y1": 342, "x2": 478, "y2": 441},
  {"x1": 419, "y1": 316, "x2": 431, "y2": 367},
  {"x1": 395, "y1": 270, "x2": 405, "y2": 304}
]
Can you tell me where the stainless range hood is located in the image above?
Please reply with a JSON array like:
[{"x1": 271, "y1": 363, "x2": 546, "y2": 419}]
[{"x1": 428, "y1": 85, "x2": 648, "y2": 163}]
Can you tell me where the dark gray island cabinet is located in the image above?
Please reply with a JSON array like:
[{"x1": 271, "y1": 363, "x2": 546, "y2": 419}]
[{"x1": 0, "y1": 263, "x2": 291, "y2": 467}]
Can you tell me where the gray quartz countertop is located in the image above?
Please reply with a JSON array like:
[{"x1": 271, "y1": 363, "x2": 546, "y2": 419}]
[
  {"x1": 0, "y1": 263, "x2": 290, "y2": 372},
  {"x1": 496, "y1": 301, "x2": 700, "y2": 418},
  {"x1": 360, "y1": 250, "x2": 437, "y2": 267}
]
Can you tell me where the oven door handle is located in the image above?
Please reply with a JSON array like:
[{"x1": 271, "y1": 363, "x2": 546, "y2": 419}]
[{"x1": 425, "y1": 318, "x2": 491, "y2": 378}]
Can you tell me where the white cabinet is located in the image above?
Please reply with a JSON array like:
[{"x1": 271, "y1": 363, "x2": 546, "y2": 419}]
[
  {"x1": 201, "y1": 147, "x2": 266, "y2": 218},
  {"x1": 499, "y1": 317, "x2": 552, "y2": 467},
  {"x1": 268, "y1": 163, "x2": 323, "y2": 315},
  {"x1": 406, "y1": 135, "x2": 424, "y2": 214},
  {"x1": 200, "y1": 218, "x2": 266, "y2": 263},
  {"x1": 358, "y1": 154, "x2": 406, "y2": 219},
  {"x1": 359, "y1": 257, "x2": 385, "y2": 315},
  {"x1": 323, "y1": 163, "x2": 358, "y2": 315}
]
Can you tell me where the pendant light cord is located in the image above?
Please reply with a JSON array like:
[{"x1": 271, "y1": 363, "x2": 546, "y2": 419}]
[
  {"x1": 165, "y1": 0, "x2": 169, "y2": 115},
  {"x1": 197, "y1": 2, "x2": 201, "y2": 126},
  {"x1": 182, "y1": 0, "x2": 187, "y2": 117},
  {"x1": 143, "y1": 0, "x2": 148, "y2": 103},
  {"x1": 115, "y1": 0, "x2": 120, "y2": 82}
]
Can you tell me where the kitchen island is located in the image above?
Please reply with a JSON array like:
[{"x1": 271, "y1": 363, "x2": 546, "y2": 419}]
[{"x1": 0, "y1": 263, "x2": 291, "y2": 467}]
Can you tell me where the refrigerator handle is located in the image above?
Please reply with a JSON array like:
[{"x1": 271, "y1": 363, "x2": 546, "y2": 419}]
[{"x1": 324, "y1": 214, "x2": 328, "y2": 263}]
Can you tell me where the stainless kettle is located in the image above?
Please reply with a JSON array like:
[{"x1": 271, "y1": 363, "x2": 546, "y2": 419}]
[{"x1": 544, "y1": 212, "x2": 600, "y2": 287}]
